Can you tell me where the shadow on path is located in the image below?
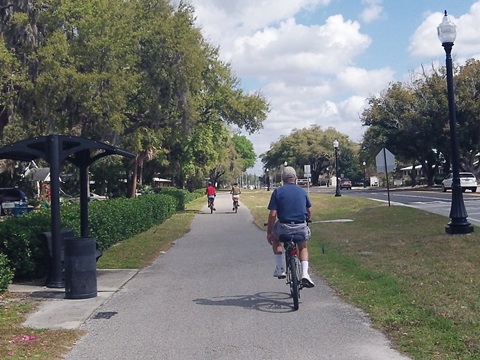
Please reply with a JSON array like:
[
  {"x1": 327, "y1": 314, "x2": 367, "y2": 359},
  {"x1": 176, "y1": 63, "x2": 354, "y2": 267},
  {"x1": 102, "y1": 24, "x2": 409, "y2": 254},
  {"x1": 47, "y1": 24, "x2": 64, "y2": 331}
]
[{"x1": 193, "y1": 292, "x2": 298, "y2": 313}]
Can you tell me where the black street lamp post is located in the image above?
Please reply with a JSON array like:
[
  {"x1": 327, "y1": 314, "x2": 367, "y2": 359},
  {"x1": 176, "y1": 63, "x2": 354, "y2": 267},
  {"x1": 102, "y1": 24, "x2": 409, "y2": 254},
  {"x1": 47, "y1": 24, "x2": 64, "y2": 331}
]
[
  {"x1": 363, "y1": 161, "x2": 366, "y2": 188},
  {"x1": 334, "y1": 139, "x2": 341, "y2": 197},
  {"x1": 266, "y1": 168, "x2": 270, "y2": 191},
  {"x1": 438, "y1": 11, "x2": 473, "y2": 234}
]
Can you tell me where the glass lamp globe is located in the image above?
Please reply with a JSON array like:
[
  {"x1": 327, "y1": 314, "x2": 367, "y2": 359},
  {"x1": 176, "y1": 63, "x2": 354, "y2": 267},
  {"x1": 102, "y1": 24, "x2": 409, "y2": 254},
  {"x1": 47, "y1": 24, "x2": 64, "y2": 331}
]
[{"x1": 437, "y1": 10, "x2": 456, "y2": 44}]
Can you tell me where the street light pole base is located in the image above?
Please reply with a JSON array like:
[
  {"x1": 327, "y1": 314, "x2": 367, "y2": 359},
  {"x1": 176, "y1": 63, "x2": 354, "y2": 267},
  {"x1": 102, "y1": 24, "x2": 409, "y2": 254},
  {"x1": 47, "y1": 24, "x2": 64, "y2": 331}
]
[
  {"x1": 335, "y1": 193, "x2": 341, "y2": 197},
  {"x1": 445, "y1": 223, "x2": 474, "y2": 235}
]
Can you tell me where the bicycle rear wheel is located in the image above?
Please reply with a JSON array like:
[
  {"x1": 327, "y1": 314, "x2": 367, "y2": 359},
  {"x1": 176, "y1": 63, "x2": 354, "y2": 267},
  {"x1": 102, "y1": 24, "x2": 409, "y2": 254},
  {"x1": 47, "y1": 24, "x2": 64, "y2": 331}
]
[{"x1": 289, "y1": 256, "x2": 300, "y2": 310}]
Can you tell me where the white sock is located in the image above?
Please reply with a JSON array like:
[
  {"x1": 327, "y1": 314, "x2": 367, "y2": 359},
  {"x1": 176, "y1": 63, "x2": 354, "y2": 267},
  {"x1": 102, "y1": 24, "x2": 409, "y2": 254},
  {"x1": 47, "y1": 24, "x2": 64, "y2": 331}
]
[
  {"x1": 301, "y1": 261, "x2": 309, "y2": 276},
  {"x1": 275, "y1": 254, "x2": 284, "y2": 269}
]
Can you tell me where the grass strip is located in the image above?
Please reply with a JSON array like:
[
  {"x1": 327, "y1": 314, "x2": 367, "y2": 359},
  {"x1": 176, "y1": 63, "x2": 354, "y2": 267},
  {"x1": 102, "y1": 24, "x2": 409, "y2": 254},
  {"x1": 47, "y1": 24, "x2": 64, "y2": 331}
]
[{"x1": 241, "y1": 189, "x2": 480, "y2": 360}]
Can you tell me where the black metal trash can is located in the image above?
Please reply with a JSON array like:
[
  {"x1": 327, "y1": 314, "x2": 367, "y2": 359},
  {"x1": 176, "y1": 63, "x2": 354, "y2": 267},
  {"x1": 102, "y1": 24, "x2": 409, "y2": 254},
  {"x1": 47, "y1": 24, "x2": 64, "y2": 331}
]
[{"x1": 64, "y1": 237, "x2": 97, "y2": 299}]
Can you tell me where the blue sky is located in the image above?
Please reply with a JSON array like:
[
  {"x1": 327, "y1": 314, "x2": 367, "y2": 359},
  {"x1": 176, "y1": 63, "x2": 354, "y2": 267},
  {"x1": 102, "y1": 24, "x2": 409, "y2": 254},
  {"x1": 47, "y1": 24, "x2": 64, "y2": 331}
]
[{"x1": 171, "y1": 0, "x2": 480, "y2": 174}]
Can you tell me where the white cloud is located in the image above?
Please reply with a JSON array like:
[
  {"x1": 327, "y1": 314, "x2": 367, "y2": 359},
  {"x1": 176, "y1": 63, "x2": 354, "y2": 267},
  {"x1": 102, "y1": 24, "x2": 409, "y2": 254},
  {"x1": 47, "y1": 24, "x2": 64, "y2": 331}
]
[
  {"x1": 409, "y1": 4, "x2": 480, "y2": 59},
  {"x1": 171, "y1": 1, "x2": 480, "y2": 174},
  {"x1": 230, "y1": 15, "x2": 371, "y2": 81},
  {"x1": 360, "y1": 0, "x2": 384, "y2": 23},
  {"x1": 336, "y1": 66, "x2": 395, "y2": 96},
  {"x1": 176, "y1": 0, "x2": 331, "y2": 52},
  {"x1": 409, "y1": 11, "x2": 449, "y2": 58},
  {"x1": 456, "y1": 2, "x2": 480, "y2": 55}
]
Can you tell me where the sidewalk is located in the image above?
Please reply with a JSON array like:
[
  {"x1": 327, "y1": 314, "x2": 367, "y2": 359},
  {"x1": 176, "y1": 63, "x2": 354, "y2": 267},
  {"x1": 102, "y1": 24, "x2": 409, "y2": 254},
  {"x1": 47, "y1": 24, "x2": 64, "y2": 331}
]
[{"x1": 7, "y1": 269, "x2": 138, "y2": 329}]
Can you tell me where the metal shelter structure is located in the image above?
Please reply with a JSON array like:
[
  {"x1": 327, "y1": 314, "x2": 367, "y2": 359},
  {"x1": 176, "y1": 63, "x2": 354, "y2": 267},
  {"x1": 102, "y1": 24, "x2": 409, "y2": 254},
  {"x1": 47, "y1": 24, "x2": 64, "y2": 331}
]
[{"x1": 0, "y1": 134, "x2": 135, "y2": 288}]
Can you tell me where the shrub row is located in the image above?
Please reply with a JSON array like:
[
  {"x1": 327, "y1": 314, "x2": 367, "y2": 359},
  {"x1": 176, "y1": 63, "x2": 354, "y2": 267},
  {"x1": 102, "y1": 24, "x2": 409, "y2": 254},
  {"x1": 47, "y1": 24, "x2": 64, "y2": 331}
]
[
  {"x1": 0, "y1": 188, "x2": 203, "y2": 290},
  {"x1": 0, "y1": 252, "x2": 14, "y2": 293}
]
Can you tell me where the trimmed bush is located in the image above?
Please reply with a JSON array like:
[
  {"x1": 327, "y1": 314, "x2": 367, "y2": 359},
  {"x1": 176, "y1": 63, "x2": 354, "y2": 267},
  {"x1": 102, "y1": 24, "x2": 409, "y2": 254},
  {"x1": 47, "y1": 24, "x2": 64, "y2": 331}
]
[
  {"x1": 155, "y1": 187, "x2": 189, "y2": 211},
  {"x1": 0, "y1": 190, "x2": 199, "y2": 280},
  {"x1": 0, "y1": 209, "x2": 51, "y2": 280},
  {"x1": 87, "y1": 194, "x2": 177, "y2": 249},
  {"x1": 0, "y1": 252, "x2": 14, "y2": 293}
]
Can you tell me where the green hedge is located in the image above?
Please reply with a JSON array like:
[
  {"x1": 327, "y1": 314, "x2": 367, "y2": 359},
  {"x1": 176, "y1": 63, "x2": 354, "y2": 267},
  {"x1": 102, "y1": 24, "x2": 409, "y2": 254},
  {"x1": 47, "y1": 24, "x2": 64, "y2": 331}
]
[
  {"x1": 0, "y1": 252, "x2": 14, "y2": 293},
  {"x1": 154, "y1": 187, "x2": 186, "y2": 211},
  {"x1": 0, "y1": 188, "x2": 203, "y2": 284},
  {"x1": 0, "y1": 210, "x2": 51, "y2": 279}
]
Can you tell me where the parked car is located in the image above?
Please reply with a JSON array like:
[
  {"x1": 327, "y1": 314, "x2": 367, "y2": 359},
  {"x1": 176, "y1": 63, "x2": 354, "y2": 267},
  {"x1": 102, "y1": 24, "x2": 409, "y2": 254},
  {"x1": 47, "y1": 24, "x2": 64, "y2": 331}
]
[
  {"x1": 297, "y1": 178, "x2": 311, "y2": 187},
  {"x1": 0, "y1": 188, "x2": 28, "y2": 215},
  {"x1": 340, "y1": 178, "x2": 352, "y2": 190},
  {"x1": 89, "y1": 193, "x2": 107, "y2": 200},
  {"x1": 69, "y1": 192, "x2": 108, "y2": 203},
  {"x1": 441, "y1": 172, "x2": 477, "y2": 193}
]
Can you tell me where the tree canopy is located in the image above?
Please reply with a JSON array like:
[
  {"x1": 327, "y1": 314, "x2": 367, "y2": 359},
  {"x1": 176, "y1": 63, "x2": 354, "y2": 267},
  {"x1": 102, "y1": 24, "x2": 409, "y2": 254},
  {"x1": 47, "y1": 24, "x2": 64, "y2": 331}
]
[
  {"x1": 361, "y1": 60, "x2": 480, "y2": 185},
  {"x1": 260, "y1": 126, "x2": 358, "y2": 186},
  {"x1": 0, "y1": 0, "x2": 270, "y2": 192}
]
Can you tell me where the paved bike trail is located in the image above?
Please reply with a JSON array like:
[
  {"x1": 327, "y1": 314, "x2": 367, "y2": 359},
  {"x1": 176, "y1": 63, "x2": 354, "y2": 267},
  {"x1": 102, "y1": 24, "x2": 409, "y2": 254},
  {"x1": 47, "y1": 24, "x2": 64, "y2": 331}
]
[{"x1": 65, "y1": 193, "x2": 410, "y2": 360}]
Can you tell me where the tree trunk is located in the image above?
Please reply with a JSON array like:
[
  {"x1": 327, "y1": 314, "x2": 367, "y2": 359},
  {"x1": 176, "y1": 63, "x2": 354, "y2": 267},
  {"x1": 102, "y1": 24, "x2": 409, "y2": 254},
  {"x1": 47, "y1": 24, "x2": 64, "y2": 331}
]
[{"x1": 129, "y1": 156, "x2": 139, "y2": 198}]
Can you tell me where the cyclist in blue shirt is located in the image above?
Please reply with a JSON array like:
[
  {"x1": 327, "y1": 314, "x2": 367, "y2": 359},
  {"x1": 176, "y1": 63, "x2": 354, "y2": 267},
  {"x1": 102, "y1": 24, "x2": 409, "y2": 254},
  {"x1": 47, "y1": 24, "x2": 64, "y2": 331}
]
[{"x1": 266, "y1": 166, "x2": 314, "y2": 288}]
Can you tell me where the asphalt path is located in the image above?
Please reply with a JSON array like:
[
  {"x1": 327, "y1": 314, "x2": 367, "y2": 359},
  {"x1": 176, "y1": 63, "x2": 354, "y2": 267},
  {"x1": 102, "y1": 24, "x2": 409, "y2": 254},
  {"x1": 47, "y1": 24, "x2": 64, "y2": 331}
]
[{"x1": 65, "y1": 193, "x2": 410, "y2": 360}]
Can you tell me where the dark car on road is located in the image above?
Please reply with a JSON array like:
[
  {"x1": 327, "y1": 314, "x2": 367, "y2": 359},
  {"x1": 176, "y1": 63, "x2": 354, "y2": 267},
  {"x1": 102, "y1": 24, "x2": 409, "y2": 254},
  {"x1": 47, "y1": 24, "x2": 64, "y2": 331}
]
[
  {"x1": 340, "y1": 179, "x2": 352, "y2": 190},
  {"x1": 0, "y1": 188, "x2": 27, "y2": 215}
]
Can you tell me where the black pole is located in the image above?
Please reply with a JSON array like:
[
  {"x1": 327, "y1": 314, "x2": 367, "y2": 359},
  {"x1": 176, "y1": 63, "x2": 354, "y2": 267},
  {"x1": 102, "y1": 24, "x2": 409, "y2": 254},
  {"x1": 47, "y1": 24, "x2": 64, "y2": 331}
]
[
  {"x1": 79, "y1": 157, "x2": 89, "y2": 238},
  {"x1": 46, "y1": 134, "x2": 64, "y2": 288},
  {"x1": 334, "y1": 146, "x2": 341, "y2": 197},
  {"x1": 363, "y1": 163, "x2": 366, "y2": 188},
  {"x1": 443, "y1": 41, "x2": 473, "y2": 234}
]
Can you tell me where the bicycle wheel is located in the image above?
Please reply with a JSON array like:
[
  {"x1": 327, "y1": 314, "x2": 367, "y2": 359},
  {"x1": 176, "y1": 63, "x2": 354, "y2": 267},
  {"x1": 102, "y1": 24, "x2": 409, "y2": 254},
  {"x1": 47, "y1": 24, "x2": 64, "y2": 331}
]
[
  {"x1": 289, "y1": 256, "x2": 300, "y2": 310},
  {"x1": 210, "y1": 203, "x2": 213, "y2": 214},
  {"x1": 234, "y1": 202, "x2": 238, "y2": 213}
]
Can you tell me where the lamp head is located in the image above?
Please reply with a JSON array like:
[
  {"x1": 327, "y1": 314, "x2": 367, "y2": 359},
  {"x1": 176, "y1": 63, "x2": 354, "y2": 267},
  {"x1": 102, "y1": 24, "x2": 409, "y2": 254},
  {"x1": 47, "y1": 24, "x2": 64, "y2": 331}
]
[
  {"x1": 333, "y1": 139, "x2": 339, "y2": 148},
  {"x1": 437, "y1": 10, "x2": 456, "y2": 44}
]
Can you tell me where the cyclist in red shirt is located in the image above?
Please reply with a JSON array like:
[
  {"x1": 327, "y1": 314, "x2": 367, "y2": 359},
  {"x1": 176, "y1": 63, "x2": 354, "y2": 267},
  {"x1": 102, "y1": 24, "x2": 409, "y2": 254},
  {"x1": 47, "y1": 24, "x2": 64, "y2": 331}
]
[{"x1": 205, "y1": 182, "x2": 216, "y2": 211}]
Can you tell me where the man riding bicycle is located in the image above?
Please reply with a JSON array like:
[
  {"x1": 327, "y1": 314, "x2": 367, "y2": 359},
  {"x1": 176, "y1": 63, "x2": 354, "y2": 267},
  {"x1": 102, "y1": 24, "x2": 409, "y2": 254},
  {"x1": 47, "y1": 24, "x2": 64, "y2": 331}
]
[
  {"x1": 230, "y1": 182, "x2": 241, "y2": 211},
  {"x1": 205, "y1": 181, "x2": 216, "y2": 211},
  {"x1": 266, "y1": 166, "x2": 314, "y2": 288}
]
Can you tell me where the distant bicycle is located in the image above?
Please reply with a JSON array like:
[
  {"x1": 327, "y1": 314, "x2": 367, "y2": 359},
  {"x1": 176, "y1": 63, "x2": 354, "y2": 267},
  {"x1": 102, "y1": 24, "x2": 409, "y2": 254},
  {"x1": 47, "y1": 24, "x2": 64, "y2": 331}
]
[{"x1": 207, "y1": 197, "x2": 215, "y2": 214}]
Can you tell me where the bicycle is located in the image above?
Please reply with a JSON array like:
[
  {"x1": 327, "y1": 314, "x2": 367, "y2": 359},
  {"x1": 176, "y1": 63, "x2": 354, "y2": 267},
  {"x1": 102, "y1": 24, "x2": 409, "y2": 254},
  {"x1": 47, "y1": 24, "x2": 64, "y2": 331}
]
[
  {"x1": 232, "y1": 197, "x2": 239, "y2": 213},
  {"x1": 207, "y1": 197, "x2": 215, "y2": 214},
  {"x1": 264, "y1": 221, "x2": 310, "y2": 311},
  {"x1": 279, "y1": 233, "x2": 305, "y2": 310}
]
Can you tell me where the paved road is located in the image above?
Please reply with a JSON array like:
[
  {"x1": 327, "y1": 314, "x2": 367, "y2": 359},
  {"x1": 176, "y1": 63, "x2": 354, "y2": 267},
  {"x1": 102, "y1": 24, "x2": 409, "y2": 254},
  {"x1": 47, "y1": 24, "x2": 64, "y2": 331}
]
[
  {"x1": 336, "y1": 187, "x2": 480, "y2": 227},
  {"x1": 65, "y1": 193, "x2": 410, "y2": 360}
]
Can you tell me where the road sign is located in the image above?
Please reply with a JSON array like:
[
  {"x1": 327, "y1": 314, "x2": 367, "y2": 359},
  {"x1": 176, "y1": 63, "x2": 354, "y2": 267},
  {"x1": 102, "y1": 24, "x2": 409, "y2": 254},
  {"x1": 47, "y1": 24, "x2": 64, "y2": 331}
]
[
  {"x1": 375, "y1": 148, "x2": 395, "y2": 173},
  {"x1": 304, "y1": 165, "x2": 311, "y2": 178}
]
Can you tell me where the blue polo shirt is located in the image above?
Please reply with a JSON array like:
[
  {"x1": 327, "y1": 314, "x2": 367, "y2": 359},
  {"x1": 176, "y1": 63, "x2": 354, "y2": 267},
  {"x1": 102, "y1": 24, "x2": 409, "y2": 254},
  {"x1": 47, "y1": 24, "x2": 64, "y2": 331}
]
[{"x1": 268, "y1": 183, "x2": 311, "y2": 223}]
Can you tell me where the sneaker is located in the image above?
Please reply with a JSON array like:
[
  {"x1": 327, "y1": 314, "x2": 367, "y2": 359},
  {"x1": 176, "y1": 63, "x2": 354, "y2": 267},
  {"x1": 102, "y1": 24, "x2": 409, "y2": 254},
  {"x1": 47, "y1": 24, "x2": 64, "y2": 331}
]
[
  {"x1": 301, "y1": 273, "x2": 315, "y2": 288},
  {"x1": 273, "y1": 267, "x2": 286, "y2": 279},
  {"x1": 233, "y1": 208, "x2": 235, "y2": 211}
]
